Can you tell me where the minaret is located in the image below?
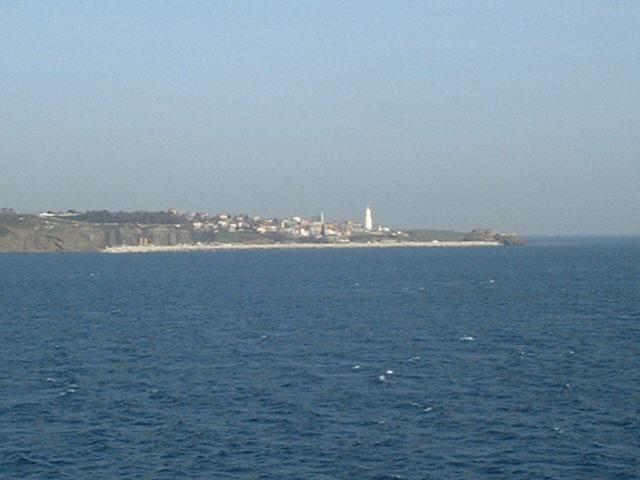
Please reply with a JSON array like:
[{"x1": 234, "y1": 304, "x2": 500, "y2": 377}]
[{"x1": 365, "y1": 205, "x2": 373, "y2": 231}]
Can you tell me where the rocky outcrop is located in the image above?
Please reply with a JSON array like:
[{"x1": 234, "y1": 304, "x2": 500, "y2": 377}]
[{"x1": 463, "y1": 228, "x2": 525, "y2": 245}]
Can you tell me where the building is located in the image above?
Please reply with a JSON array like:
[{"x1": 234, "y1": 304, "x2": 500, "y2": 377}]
[{"x1": 365, "y1": 205, "x2": 373, "y2": 231}]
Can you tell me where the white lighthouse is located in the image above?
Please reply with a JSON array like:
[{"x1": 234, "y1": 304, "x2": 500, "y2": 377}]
[{"x1": 365, "y1": 205, "x2": 373, "y2": 231}]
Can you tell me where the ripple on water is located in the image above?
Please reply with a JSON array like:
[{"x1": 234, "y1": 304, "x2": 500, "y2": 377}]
[{"x1": 1, "y1": 241, "x2": 639, "y2": 479}]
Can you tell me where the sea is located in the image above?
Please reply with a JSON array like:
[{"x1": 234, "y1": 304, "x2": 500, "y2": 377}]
[{"x1": 1, "y1": 237, "x2": 639, "y2": 479}]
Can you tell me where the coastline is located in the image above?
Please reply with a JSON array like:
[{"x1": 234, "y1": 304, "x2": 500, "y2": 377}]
[{"x1": 102, "y1": 240, "x2": 502, "y2": 254}]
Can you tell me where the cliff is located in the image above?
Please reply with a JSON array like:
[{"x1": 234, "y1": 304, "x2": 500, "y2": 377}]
[
  {"x1": 0, "y1": 214, "x2": 194, "y2": 253},
  {"x1": 0, "y1": 213, "x2": 524, "y2": 253}
]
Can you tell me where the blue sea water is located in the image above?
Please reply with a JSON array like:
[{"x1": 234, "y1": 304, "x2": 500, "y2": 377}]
[{"x1": 1, "y1": 237, "x2": 639, "y2": 479}]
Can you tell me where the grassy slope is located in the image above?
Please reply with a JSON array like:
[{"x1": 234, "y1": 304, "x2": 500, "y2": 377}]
[{"x1": 0, "y1": 215, "x2": 108, "y2": 252}]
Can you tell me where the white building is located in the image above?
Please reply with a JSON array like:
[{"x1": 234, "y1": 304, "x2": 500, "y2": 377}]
[{"x1": 365, "y1": 205, "x2": 373, "y2": 231}]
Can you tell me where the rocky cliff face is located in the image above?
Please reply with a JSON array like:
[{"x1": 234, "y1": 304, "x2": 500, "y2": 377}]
[
  {"x1": 0, "y1": 214, "x2": 524, "y2": 253},
  {"x1": 0, "y1": 215, "x2": 194, "y2": 253},
  {"x1": 103, "y1": 225, "x2": 194, "y2": 247}
]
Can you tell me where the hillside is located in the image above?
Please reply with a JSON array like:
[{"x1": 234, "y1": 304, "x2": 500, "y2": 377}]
[
  {"x1": 0, "y1": 212, "x2": 523, "y2": 253},
  {"x1": 0, "y1": 213, "x2": 194, "y2": 253}
]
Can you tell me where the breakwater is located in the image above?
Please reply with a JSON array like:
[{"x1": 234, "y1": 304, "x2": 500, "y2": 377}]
[{"x1": 103, "y1": 240, "x2": 502, "y2": 253}]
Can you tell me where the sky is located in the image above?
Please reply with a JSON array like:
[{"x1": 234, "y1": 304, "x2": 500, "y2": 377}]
[{"x1": 1, "y1": 1, "x2": 638, "y2": 235}]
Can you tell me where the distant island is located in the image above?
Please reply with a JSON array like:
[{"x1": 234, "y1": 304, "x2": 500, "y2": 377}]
[{"x1": 0, "y1": 207, "x2": 523, "y2": 253}]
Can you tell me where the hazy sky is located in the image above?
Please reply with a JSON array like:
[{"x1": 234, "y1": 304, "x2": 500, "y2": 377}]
[{"x1": 2, "y1": 1, "x2": 638, "y2": 234}]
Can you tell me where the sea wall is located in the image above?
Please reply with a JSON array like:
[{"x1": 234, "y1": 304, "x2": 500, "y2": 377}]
[{"x1": 103, "y1": 241, "x2": 503, "y2": 254}]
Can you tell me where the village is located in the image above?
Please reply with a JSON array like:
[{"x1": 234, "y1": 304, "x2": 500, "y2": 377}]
[
  {"x1": 0, "y1": 207, "x2": 519, "y2": 253},
  {"x1": 166, "y1": 206, "x2": 397, "y2": 243}
]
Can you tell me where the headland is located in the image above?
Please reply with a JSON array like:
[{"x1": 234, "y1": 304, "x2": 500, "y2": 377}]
[{"x1": 0, "y1": 208, "x2": 523, "y2": 253}]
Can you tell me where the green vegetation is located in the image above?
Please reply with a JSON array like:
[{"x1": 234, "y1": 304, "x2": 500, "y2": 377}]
[
  {"x1": 0, "y1": 212, "x2": 38, "y2": 229},
  {"x1": 0, "y1": 211, "x2": 20, "y2": 224},
  {"x1": 213, "y1": 230, "x2": 288, "y2": 243},
  {"x1": 348, "y1": 232, "x2": 394, "y2": 243},
  {"x1": 404, "y1": 229, "x2": 466, "y2": 242},
  {"x1": 73, "y1": 210, "x2": 182, "y2": 225}
]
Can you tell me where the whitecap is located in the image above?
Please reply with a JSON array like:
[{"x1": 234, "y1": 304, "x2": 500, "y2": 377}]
[
  {"x1": 459, "y1": 336, "x2": 474, "y2": 341},
  {"x1": 378, "y1": 374, "x2": 386, "y2": 382},
  {"x1": 46, "y1": 377, "x2": 55, "y2": 382},
  {"x1": 385, "y1": 369, "x2": 394, "y2": 375},
  {"x1": 423, "y1": 407, "x2": 433, "y2": 412},
  {"x1": 352, "y1": 365, "x2": 361, "y2": 370}
]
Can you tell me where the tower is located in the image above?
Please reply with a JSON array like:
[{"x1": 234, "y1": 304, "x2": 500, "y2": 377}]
[{"x1": 365, "y1": 205, "x2": 373, "y2": 231}]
